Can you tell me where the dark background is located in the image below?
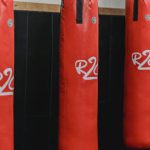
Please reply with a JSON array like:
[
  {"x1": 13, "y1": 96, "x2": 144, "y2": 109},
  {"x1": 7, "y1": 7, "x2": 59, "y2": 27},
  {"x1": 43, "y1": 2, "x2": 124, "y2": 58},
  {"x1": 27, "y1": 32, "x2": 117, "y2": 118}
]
[{"x1": 14, "y1": 11, "x2": 129, "y2": 150}]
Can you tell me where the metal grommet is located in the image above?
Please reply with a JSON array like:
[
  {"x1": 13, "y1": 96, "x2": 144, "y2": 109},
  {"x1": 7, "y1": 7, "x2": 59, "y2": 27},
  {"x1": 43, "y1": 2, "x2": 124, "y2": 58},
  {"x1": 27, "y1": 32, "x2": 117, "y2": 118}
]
[
  {"x1": 8, "y1": 19, "x2": 13, "y2": 27},
  {"x1": 91, "y1": 17, "x2": 96, "y2": 24},
  {"x1": 145, "y1": 15, "x2": 150, "y2": 21}
]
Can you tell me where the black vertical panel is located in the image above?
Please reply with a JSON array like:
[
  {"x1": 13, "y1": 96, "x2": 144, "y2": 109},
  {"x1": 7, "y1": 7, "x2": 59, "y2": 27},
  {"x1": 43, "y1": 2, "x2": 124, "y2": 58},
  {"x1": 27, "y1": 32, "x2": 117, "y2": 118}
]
[
  {"x1": 108, "y1": 16, "x2": 125, "y2": 150},
  {"x1": 99, "y1": 16, "x2": 112, "y2": 104},
  {"x1": 15, "y1": 11, "x2": 60, "y2": 150},
  {"x1": 49, "y1": 13, "x2": 60, "y2": 150},
  {"x1": 14, "y1": 11, "x2": 28, "y2": 150},
  {"x1": 24, "y1": 12, "x2": 52, "y2": 150},
  {"x1": 99, "y1": 15, "x2": 125, "y2": 150},
  {"x1": 98, "y1": 16, "x2": 112, "y2": 149}
]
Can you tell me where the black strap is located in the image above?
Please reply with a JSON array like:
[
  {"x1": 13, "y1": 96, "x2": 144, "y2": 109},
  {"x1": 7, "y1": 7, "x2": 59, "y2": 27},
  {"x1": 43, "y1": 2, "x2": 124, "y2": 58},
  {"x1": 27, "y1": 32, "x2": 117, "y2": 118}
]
[
  {"x1": 133, "y1": 0, "x2": 138, "y2": 21},
  {"x1": 76, "y1": 0, "x2": 83, "y2": 24}
]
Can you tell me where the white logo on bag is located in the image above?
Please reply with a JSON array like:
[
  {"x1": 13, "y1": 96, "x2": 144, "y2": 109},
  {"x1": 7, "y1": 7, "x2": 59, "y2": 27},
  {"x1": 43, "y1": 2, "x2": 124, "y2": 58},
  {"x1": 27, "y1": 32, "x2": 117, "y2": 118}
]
[
  {"x1": 132, "y1": 50, "x2": 150, "y2": 70},
  {"x1": 75, "y1": 56, "x2": 98, "y2": 80},
  {"x1": 0, "y1": 68, "x2": 14, "y2": 96}
]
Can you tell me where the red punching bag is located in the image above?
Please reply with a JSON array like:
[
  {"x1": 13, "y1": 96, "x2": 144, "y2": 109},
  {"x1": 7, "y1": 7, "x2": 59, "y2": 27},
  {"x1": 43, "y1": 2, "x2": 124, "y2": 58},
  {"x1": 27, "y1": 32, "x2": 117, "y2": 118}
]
[
  {"x1": 124, "y1": 0, "x2": 150, "y2": 148},
  {"x1": 0, "y1": 0, "x2": 14, "y2": 150},
  {"x1": 59, "y1": 0, "x2": 98, "y2": 150}
]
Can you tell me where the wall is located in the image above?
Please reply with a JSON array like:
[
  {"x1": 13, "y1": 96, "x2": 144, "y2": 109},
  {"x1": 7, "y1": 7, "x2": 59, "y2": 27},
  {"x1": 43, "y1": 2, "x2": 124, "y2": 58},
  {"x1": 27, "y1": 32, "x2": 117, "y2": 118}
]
[
  {"x1": 14, "y1": 0, "x2": 61, "y2": 4},
  {"x1": 99, "y1": 0, "x2": 125, "y2": 9},
  {"x1": 14, "y1": 0, "x2": 125, "y2": 8}
]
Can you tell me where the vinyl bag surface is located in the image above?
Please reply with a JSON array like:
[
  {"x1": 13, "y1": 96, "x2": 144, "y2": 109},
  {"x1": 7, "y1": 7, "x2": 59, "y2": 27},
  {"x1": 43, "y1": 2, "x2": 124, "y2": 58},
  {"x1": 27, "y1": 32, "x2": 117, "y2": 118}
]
[
  {"x1": 124, "y1": 0, "x2": 150, "y2": 148},
  {"x1": 59, "y1": 0, "x2": 99, "y2": 150}
]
